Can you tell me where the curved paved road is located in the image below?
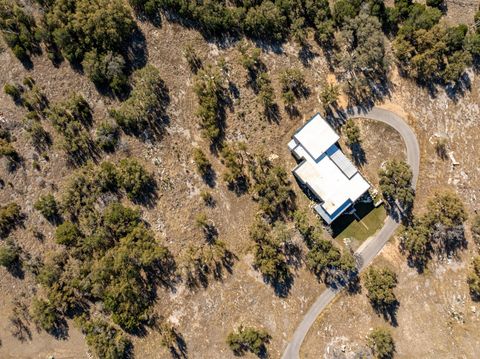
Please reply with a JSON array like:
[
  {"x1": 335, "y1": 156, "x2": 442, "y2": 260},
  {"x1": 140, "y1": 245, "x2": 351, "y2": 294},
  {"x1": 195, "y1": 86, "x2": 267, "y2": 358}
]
[{"x1": 281, "y1": 107, "x2": 420, "y2": 359}]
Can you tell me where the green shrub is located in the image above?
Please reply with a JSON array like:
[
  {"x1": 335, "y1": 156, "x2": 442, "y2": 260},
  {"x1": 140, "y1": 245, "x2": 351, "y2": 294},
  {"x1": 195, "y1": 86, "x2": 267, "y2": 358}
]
[
  {"x1": 364, "y1": 266, "x2": 398, "y2": 309},
  {"x1": 367, "y1": 327, "x2": 395, "y2": 359},
  {"x1": 0, "y1": 202, "x2": 22, "y2": 238},
  {"x1": 78, "y1": 317, "x2": 131, "y2": 359},
  {"x1": 280, "y1": 68, "x2": 306, "y2": 99},
  {"x1": 0, "y1": 138, "x2": 20, "y2": 162},
  {"x1": 227, "y1": 325, "x2": 271, "y2": 356},
  {"x1": 184, "y1": 44, "x2": 202, "y2": 73},
  {"x1": 250, "y1": 155, "x2": 295, "y2": 221},
  {"x1": 393, "y1": 5, "x2": 471, "y2": 84},
  {"x1": 102, "y1": 202, "x2": 141, "y2": 239},
  {"x1": 48, "y1": 94, "x2": 93, "y2": 163},
  {"x1": 110, "y1": 65, "x2": 169, "y2": 133},
  {"x1": 468, "y1": 256, "x2": 480, "y2": 300},
  {"x1": 193, "y1": 148, "x2": 211, "y2": 177},
  {"x1": 117, "y1": 159, "x2": 154, "y2": 201},
  {"x1": 250, "y1": 220, "x2": 291, "y2": 286},
  {"x1": 82, "y1": 50, "x2": 127, "y2": 94},
  {"x1": 55, "y1": 221, "x2": 82, "y2": 247},
  {"x1": 96, "y1": 121, "x2": 120, "y2": 152},
  {"x1": 194, "y1": 66, "x2": 224, "y2": 143},
  {"x1": 30, "y1": 297, "x2": 61, "y2": 333},
  {"x1": 96, "y1": 161, "x2": 119, "y2": 193},
  {"x1": 344, "y1": 119, "x2": 361, "y2": 145},
  {"x1": 472, "y1": 215, "x2": 480, "y2": 247},
  {"x1": 200, "y1": 190, "x2": 214, "y2": 207},
  {"x1": 378, "y1": 160, "x2": 415, "y2": 210},
  {"x1": 244, "y1": 1, "x2": 287, "y2": 41},
  {"x1": 44, "y1": 0, "x2": 134, "y2": 90},
  {"x1": 4, "y1": 83, "x2": 21, "y2": 100},
  {"x1": 0, "y1": 239, "x2": 20, "y2": 269},
  {"x1": 221, "y1": 143, "x2": 248, "y2": 192},
  {"x1": 34, "y1": 194, "x2": 59, "y2": 221},
  {"x1": 0, "y1": 0, "x2": 40, "y2": 61}
]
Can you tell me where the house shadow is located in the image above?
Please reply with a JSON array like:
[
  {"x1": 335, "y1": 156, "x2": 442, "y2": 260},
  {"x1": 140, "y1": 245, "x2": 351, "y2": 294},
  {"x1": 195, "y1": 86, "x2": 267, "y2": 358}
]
[{"x1": 330, "y1": 201, "x2": 377, "y2": 238}]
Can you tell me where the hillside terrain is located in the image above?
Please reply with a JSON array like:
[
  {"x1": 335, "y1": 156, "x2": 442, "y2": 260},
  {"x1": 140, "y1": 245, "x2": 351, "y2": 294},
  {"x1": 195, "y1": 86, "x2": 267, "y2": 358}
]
[{"x1": 0, "y1": 0, "x2": 479, "y2": 358}]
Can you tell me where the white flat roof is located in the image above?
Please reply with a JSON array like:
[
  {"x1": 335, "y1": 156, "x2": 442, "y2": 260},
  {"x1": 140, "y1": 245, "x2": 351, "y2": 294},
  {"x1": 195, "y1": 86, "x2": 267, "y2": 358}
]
[
  {"x1": 294, "y1": 154, "x2": 369, "y2": 215},
  {"x1": 290, "y1": 113, "x2": 370, "y2": 224},
  {"x1": 293, "y1": 113, "x2": 339, "y2": 161}
]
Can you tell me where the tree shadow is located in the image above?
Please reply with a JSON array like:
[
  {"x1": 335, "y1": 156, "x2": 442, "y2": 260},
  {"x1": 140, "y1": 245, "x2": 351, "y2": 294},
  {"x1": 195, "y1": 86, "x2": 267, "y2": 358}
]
[
  {"x1": 445, "y1": 73, "x2": 472, "y2": 103},
  {"x1": 131, "y1": 179, "x2": 159, "y2": 209},
  {"x1": 227, "y1": 176, "x2": 250, "y2": 197},
  {"x1": 264, "y1": 103, "x2": 281, "y2": 124},
  {"x1": 37, "y1": 316, "x2": 69, "y2": 340},
  {"x1": 212, "y1": 249, "x2": 237, "y2": 281},
  {"x1": 169, "y1": 330, "x2": 188, "y2": 359},
  {"x1": 128, "y1": 26, "x2": 149, "y2": 73},
  {"x1": 9, "y1": 315, "x2": 32, "y2": 342},
  {"x1": 298, "y1": 43, "x2": 318, "y2": 67},
  {"x1": 149, "y1": 251, "x2": 179, "y2": 293},
  {"x1": 285, "y1": 105, "x2": 301, "y2": 119},
  {"x1": 201, "y1": 167, "x2": 217, "y2": 188},
  {"x1": 6, "y1": 259, "x2": 25, "y2": 279},
  {"x1": 372, "y1": 300, "x2": 400, "y2": 327},
  {"x1": 266, "y1": 271, "x2": 294, "y2": 298},
  {"x1": 6, "y1": 154, "x2": 24, "y2": 173},
  {"x1": 349, "y1": 142, "x2": 367, "y2": 167},
  {"x1": 18, "y1": 55, "x2": 34, "y2": 70},
  {"x1": 284, "y1": 242, "x2": 303, "y2": 270}
]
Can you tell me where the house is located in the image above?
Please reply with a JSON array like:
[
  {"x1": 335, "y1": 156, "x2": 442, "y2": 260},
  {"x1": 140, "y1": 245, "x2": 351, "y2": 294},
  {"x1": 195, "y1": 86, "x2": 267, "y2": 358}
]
[{"x1": 288, "y1": 113, "x2": 370, "y2": 224}]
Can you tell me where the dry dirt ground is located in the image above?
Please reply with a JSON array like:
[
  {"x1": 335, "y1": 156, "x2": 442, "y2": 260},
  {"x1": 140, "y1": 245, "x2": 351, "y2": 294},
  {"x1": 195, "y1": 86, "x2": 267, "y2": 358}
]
[
  {"x1": 0, "y1": 1, "x2": 479, "y2": 358},
  {"x1": 301, "y1": 237, "x2": 480, "y2": 359}
]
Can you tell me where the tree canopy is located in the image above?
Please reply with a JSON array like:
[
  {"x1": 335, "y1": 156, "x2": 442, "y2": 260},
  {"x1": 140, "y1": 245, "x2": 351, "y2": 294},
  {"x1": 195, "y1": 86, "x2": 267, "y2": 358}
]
[
  {"x1": 378, "y1": 160, "x2": 415, "y2": 211},
  {"x1": 43, "y1": 0, "x2": 135, "y2": 91},
  {"x1": 364, "y1": 266, "x2": 398, "y2": 310},
  {"x1": 367, "y1": 327, "x2": 396, "y2": 359},
  {"x1": 111, "y1": 65, "x2": 169, "y2": 135},
  {"x1": 401, "y1": 190, "x2": 467, "y2": 270},
  {"x1": 226, "y1": 325, "x2": 271, "y2": 357}
]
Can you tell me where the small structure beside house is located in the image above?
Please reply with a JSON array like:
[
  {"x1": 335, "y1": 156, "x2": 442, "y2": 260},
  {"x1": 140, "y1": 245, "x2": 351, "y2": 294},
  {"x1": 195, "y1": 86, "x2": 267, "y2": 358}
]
[{"x1": 288, "y1": 113, "x2": 370, "y2": 224}]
